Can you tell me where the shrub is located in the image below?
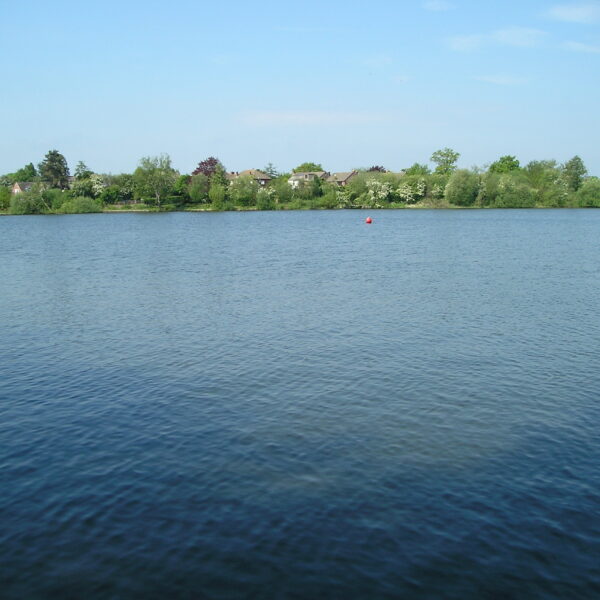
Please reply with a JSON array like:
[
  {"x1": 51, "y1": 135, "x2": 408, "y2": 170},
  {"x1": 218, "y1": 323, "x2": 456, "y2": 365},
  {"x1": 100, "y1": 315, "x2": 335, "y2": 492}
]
[
  {"x1": 577, "y1": 178, "x2": 600, "y2": 207},
  {"x1": 56, "y1": 196, "x2": 103, "y2": 214},
  {"x1": 445, "y1": 170, "x2": 479, "y2": 206}
]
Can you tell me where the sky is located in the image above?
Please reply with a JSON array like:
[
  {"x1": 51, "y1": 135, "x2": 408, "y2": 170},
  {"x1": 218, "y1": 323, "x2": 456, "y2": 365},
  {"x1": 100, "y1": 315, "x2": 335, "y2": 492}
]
[{"x1": 2, "y1": 0, "x2": 599, "y2": 175}]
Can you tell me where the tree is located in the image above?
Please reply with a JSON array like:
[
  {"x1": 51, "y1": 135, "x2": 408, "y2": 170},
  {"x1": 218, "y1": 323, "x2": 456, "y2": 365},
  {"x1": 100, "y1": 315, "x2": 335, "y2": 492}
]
[
  {"x1": 368, "y1": 165, "x2": 387, "y2": 172},
  {"x1": 430, "y1": 148, "x2": 460, "y2": 175},
  {"x1": 173, "y1": 174, "x2": 191, "y2": 203},
  {"x1": 133, "y1": 154, "x2": 178, "y2": 207},
  {"x1": 293, "y1": 162, "x2": 323, "y2": 173},
  {"x1": 208, "y1": 182, "x2": 227, "y2": 209},
  {"x1": 74, "y1": 161, "x2": 93, "y2": 180},
  {"x1": 444, "y1": 169, "x2": 479, "y2": 206},
  {"x1": 0, "y1": 186, "x2": 10, "y2": 211},
  {"x1": 13, "y1": 163, "x2": 38, "y2": 182},
  {"x1": 489, "y1": 155, "x2": 520, "y2": 174},
  {"x1": 404, "y1": 163, "x2": 431, "y2": 176},
  {"x1": 230, "y1": 175, "x2": 258, "y2": 207},
  {"x1": 38, "y1": 150, "x2": 69, "y2": 189},
  {"x1": 262, "y1": 163, "x2": 279, "y2": 178},
  {"x1": 192, "y1": 156, "x2": 224, "y2": 179},
  {"x1": 562, "y1": 155, "x2": 587, "y2": 191},
  {"x1": 577, "y1": 177, "x2": 600, "y2": 207},
  {"x1": 189, "y1": 173, "x2": 210, "y2": 203}
]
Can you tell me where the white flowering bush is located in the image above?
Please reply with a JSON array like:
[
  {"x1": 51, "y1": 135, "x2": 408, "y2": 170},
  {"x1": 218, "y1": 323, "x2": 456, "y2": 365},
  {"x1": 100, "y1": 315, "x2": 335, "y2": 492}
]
[
  {"x1": 90, "y1": 174, "x2": 105, "y2": 198},
  {"x1": 366, "y1": 179, "x2": 392, "y2": 205}
]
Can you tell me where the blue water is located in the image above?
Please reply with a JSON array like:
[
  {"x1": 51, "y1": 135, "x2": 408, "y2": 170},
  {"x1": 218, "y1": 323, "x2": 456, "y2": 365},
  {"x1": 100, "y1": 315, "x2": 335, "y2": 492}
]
[{"x1": 1, "y1": 210, "x2": 599, "y2": 599}]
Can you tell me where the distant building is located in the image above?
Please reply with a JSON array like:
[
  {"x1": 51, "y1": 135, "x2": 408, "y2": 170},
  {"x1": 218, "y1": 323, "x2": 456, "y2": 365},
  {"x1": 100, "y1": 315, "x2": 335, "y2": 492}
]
[
  {"x1": 326, "y1": 171, "x2": 358, "y2": 186},
  {"x1": 288, "y1": 171, "x2": 330, "y2": 189},
  {"x1": 11, "y1": 182, "x2": 34, "y2": 195},
  {"x1": 238, "y1": 169, "x2": 271, "y2": 186},
  {"x1": 225, "y1": 170, "x2": 272, "y2": 186}
]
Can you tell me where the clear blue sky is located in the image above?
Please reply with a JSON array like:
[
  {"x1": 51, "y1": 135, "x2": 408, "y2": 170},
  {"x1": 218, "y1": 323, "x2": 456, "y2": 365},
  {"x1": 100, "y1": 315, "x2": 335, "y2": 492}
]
[{"x1": 2, "y1": 1, "x2": 599, "y2": 175}]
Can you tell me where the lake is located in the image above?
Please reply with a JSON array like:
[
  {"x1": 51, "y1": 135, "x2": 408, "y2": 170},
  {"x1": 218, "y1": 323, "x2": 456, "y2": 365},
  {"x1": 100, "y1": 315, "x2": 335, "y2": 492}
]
[{"x1": 1, "y1": 210, "x2": 599, "y2": 599}]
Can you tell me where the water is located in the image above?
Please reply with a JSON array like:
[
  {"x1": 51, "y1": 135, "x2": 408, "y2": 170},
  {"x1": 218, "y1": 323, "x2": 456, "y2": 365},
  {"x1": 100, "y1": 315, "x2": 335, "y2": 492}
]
[{"x1": 1, "y1": 210, "x2": 599, "y2": 599}]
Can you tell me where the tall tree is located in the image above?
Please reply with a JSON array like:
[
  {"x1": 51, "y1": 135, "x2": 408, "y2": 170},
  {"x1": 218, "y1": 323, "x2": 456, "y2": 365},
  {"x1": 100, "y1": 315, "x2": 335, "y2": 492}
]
[
  {"x1": 293, "y1": 162, "x2": 323, "y2": 173},
  {"x1": 192, "y1": 156, "x2": 225, "y2": 179},
  {"x1": 404, "y1": 163, "x2": 431, "y2": 175},
  {"x1": 74, "y1": 161, "x2": 93, "y2": 180},
  {"x1": 562, "y1": 155, "x2": 587, "y2": 191},
  {"x1": 430, "y1": 148, "x2": 460, "y2": 175},
  {"x1": 489, "y1": 155, "x2": 520, "y2": 174},
  {"x1": 133, "y1": 154, "x2": 178, "y2": 207},
  {"x1": 368, "y1": 166, "x2": 387, "y2": 172},
  {"x1": 262, "y1": 163, "x2": 279, "y2": 178},
  {"x1": 38, "y1": 150, "x2": 69, "y2": 188}
]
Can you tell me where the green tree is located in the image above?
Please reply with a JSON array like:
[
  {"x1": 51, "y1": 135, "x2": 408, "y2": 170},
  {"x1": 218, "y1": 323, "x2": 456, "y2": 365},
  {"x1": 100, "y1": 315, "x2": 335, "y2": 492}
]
[
  {"x1": 38, "y1": 150, "x2": 69, "y2": 189},
  {"x1": 11, "y1": 162, "x2": 38, "y2": 182},
  {"x1": 70, "y1": 178, "x2": 95, "y2": 198},
  {"x1": 74, "y1": 161, "x2": 93, "y2": 180},
  {"x1": 494, "y1": 176, "x2": 536, "y2": 208},
  {"x1": 293, "y1": 162, "x2": 323, "y2": 173},
  {"x1": 173, "y1": 174, "x2": 191, "y2": 203},
  {"x1": 444, "y1": 169, "x2": 479, "y2": 206},
  {"x1": 577, "y1": 177, "x2": 600, "y2": 207},
  {"x1": 404, "y1": 163, "x2": 431, "y2": 176},
  {"x1": 133, "y1": 154, "x2": 178, "y2": 207},
  {"x1": 431, "y1": 148, "x2": 460, "y2": 175},
  {"x1": 230, "y1": 175, "x2": 258, "y2": 207},
  {"x1": 0, "y1": 186, "x2": 10, "y2": 210},
  {"x1": 262, "y1": 163, "x2": 279, "y2": 178},
  {"x1": 208, "y1": 182, "x2": 227, "y2": 209},
  {"x1": 562, "y1": 155, "x2": 587, "y2": 191},
  {"x1": 189, "y1": 173, "x2": 210, "y2": 203},
  {"x1": 489, "y1": 155, "x2": 520, "y2": 174}
]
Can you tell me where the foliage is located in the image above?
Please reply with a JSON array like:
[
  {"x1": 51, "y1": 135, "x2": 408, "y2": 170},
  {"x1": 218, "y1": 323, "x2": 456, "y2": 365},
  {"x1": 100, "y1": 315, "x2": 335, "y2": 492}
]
[
  {"x1": 172, "y1": 175, "x2": 191, "y2": 203},
  {"x1": 262, "y1": 163, "x2": 279, "y2": 178},
  {"x1": 431, "y1": 148, "x2": 460, "y2": 175},
  {"x1": 99, "y1": 186, "x2": 121, "y2": 204},
  {"x1": 133, "y1": 154, "x2": 178, "y2": 206},
  {"x1": 208, "y1": 183, "x2": 227, "y2": 209},
  {"x1": 106, "y1": 174, "x2": 135, "y2": 203},
  {"x1": 230, "y1": 175, "x2": 258, "y2": 207},
  {"x1": 70, "y1": 178, "x2": 95, "y2": 198},
  {"x1": 366, "y1": 179, "x2": 393, "y2": 206},
  {"x1": 192, "y1": 156, "x2": 224, "y2": 179},
  {"x1": 74, "y1": 161, "x2": 93, "y2": 180},
  {"x1": 489, "y1": 155, "x2": 520, "y2": 174},
  {"x1": 367, "y1": 166, "x2": 387, "y2": 172},
  {"x1": 39, "y1": 150, "x2": 70, "y2": 189},
  {"x1": 577, "y1": 177, "x2": 600, "y2": 207},
  {"x1": 188, "y1": 173, "x2": 210, "y2": 203},
  {"x1": 0, "y1": 186, "x2": 11, "y2": 210},
  {"x1": 3, "y1": 162, "x2": 38, "y2": 184},
  {"x1": 256, "y1": 187, "x2": 276, "y2": 210},
  {"x1": 293, "y1": 162, "x2": 323, "y2": 173},
  {"x1": 445, "y1": 169, "x2": 479, "y2": 206},
  {"x1": 562, "y1": 155, "x2": 587, "y2": 192},
  {"x1": 404, "y1": 163, "x2": 431, "y2": 176},
  {"x1": 494, "y1": 176, "x2": 536, "y2": 208},
  {"x1": 56, "y1": 196, "x2": 103, "y2": 214}
]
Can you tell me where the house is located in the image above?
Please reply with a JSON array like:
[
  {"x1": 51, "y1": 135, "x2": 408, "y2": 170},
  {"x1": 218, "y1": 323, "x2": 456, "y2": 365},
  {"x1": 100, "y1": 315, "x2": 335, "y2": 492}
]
[
  {"x1": 225, "y1": 170, "x2": 272, "y2": 186},
  {"x1": 288, "y1": 171, "x2": 330, "y2": 189},
  {"x1": 11, "y1": 182, "x2": 34, "y2": 195},
  {"x1": 326, "y1": 171, "x2": 358, "y2": 186},
  {"x1": 238, "y1": 169, "x2": 271, "y2": 186}
]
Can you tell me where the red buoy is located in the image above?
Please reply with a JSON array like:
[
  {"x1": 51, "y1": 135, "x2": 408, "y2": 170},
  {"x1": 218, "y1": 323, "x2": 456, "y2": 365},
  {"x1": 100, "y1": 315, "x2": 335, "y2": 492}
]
[{"x1": 365, "y1": 217, "x2": 373, "y2": 224}]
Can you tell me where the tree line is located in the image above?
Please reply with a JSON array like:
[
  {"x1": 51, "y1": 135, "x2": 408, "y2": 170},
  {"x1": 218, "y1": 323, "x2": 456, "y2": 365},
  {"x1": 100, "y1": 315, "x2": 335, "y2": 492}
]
[{"x1": 1, "y1": 148, "x2": 599, "y2": 215}]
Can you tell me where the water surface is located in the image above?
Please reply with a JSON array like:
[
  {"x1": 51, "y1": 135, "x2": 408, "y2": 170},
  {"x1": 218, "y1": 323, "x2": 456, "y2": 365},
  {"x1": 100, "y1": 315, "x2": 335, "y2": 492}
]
[{"x1": 1, "y1": 210, "x2": 599, "y2": 598}]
